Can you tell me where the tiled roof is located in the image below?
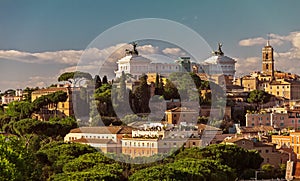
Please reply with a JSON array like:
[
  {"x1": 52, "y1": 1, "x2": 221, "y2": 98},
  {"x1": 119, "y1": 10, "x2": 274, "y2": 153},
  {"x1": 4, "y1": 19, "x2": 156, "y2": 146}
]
[
  {"x1": 240, "y1": 126, "x2": 274, "y2": 133},
  {"x1": 196, "y1": 123, "x2": 221, "y2": 131},
  {"x1": 72, "y1": 138, "x2": 116, "y2": 144},
  {"x1": 32, "y1": 87, "x2": 69, "y2": 94},
  {"x1": 223, "y1": 137, "x2": 247, "y2": 143},
  {"x1": 166, "y1": 107, "x2": 197, "y2": 113},
  {"x1": 70, "y1": 126, "x2": 132, "y2": 134},
  {"x1": 253, "y1": 142, "x2": 274, "y2": 147}
]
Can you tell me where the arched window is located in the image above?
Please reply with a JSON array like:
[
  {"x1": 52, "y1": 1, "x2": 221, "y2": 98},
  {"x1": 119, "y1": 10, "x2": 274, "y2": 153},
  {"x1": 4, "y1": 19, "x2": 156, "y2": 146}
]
[
  {"x1": 266, "y1": 53, "x2": 268, "y2": 59},
  {"x1": 266, "y1": 64, "x2": 269, "y2": 70}
]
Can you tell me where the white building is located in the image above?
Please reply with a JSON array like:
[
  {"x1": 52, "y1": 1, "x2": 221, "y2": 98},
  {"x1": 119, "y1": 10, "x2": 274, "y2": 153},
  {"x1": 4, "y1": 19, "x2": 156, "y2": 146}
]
[
  {"x1": 64, "y1": 126, "x2": 132, "y2": 153},
  {"x1": 114, "y1": 43, "x2": 192, "y2": 78},
  {"x1": 201, "y1": 43, "x2": 236, "y2": 77}
]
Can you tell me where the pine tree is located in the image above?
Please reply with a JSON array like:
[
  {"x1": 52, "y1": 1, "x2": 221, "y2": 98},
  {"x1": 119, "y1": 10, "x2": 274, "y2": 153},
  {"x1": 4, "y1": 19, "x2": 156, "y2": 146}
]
[
  {"x1": 94, "y1": 75, "x2": 102, "y2": 89},
  {"x1": 102, "y1": 75, "x2": 108, "y2": 84}
]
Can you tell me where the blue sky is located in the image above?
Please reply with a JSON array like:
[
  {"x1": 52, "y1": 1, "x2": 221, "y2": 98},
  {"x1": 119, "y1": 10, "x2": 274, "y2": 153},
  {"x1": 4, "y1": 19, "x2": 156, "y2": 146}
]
[{"x1": 1, "y1": 0, "x2": 300, "y2": 90}]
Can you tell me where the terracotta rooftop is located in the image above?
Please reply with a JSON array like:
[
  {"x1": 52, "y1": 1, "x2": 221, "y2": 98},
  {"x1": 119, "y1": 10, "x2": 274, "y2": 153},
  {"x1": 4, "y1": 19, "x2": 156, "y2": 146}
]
[
  {"x1": 72, "y1": 138, "x2": 116, "y2": 144},
  {"x1": 240, "y1": 126, "x2": 274, "y2": 133},
  {"x1": 70, "y1": 126, "x2": 133, "y2": 134},
  {"x1": 166, "y1": 107, "x2": 197, "y2": 113},
  {"x1": 32, "y1": 87, "x2": 69, "y2": 94},
  {"x1": 223, "y1": 137, "x2": 248, "y2": 143},
  {"x1": 196, "y1": 123, "x2": 221, "y2": 131}
]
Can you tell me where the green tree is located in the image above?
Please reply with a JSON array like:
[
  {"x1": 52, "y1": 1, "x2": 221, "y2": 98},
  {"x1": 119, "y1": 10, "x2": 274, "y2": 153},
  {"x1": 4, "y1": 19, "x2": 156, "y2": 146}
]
[
  {"x1": 133, "y1": 74, "x2": 150, "y2": 113},
  {"x1": 58, "y1": 71, "x2": 92, "y2": 86},
  {"x1": 189, "y1": 72, "x2": 202, "y2": 89},
  {"x1": 163, "y1": 79, "x2": 180, "y2": 100},
  {"x1": 94, "y1": 84, "x2": 115, "y2": 116},
  {"x1": 129, "y1": 158, "x2": 236, "y2": 181},
  {"x1": 175, "y1": 144, "x2": 263, "y2": 177},
  {"x1": 50, "y1": 91, "x2": 68, "y2": 112},
  {"x1": 247, "y1": 90, "x2": 271, "y2": 110},
  {"x1": 4, "y1": 101, "x2": 34, "y2": 121},
  {"x1": 94, "y1": 75, "x2": 102, "y2": 89},
  {"x1": 102, "y1": 75, "x2": 108, "y2": 84},
  {"x1": 0, "y1": 135, "x2": 36, "y2": 181},
  {"x1": 23, "y1": 87, "x2": 39, "y2": 102},
  {"x1": 154, "y1": 74, "x2": 164, "y2": 96},
  {"x1": 36, "y1": 141, "x2": 97, "y2": 179}
]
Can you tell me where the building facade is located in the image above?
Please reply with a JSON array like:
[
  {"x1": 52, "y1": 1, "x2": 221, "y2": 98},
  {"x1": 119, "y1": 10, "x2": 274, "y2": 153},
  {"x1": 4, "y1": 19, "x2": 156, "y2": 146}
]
[
  {"x1": 234, "y1": 41, "x2": 300, "y2": 100},
  {"x1": 224, "y1": 138, "x2": 289, "y2": 168},
  {"x1": 165, "y1": 107, "x2": 198, "y2": 125},
  {"x1": 272, "y1": 131, "x2": 300, "y2": 159},
  {"x1": 31, "y1": 86, "x2": 73, "y2": 120},
  {"x1": 201, "y1": 43, "x2": 236, "y2": 77},
  {"x1": 114, "y1": 43, "x2": 193, "y2": 78},
  {"x1": 64, "y1": 126, "x2": 132, "y2": 154}
]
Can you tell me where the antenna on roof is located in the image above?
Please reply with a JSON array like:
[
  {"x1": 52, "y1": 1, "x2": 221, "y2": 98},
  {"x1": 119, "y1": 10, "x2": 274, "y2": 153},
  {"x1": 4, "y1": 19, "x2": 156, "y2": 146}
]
[{"x1": 267, "y1": 33, "x2": 270, "y2": 46}]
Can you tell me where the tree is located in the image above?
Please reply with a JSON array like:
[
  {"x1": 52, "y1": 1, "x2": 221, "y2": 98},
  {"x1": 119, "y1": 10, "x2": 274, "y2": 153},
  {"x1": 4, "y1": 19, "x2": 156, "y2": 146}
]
[
  {"x1": 36, "y1": 141, "x2": 97, "y2": 179},
  {"x1": 118, "y1": 71, "x2": 127, "y2": 102},
  {"x1": 50, "y1": 91, "x2": 68, "y2": 111},
  {"x1": 32, "y1": 91, "x2": 68, "y2": 117},
  {"x1": 189, "y1": 72, "x2": 202, "y2": 89},
  {"x1": 163, "y1": 79, "x2": 180, "y2": 100},
  {"x1": 129, "y1": 158, "x2": 236, "y2": 181},
  {"x1": 94, "y1": 84, "x2": 115, "y2": 116},
  {"x1": 247, "y1": 90, "x2": 271, "y2": 110},
  {"x1": 22, "y1": 87, "x2": 39, "y2": 102},
  {"x1": 168, "y1": 72, "x2": 199, "y2": 101},
  {"x1": 0, "y1": 135, "x2": 36, "y2": 181},
  {"x1": 58, "y1": 71, "x2": 92, "y2": 87},
  {"x1": 4, "y1": 101, "x2": 34, "y2": 121},
  {"x1": 154, "y1": 74, "x2": 164, "y2": 96},
  {"x1": 102, "y1": 75, "x2": 108, "y2": 84},
  {"x1": 94, "y1": 75, "x2": 102, "y2": 89},
  {"x1": 175, "y1": 144, "x2": 263, "y2": 177},
  {"x1": 133, "y1": 74, "x2": 150, "y2": 113}
]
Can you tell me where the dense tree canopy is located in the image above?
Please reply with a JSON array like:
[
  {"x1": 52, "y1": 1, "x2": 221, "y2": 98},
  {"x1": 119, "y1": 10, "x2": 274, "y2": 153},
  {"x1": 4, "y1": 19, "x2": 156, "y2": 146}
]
[
  {"x1": 0, "y1": 136, "x2": 36, "y2": 181},
  {"x1": 247, "y1": 90, "x2": 271, "y2": 110}
]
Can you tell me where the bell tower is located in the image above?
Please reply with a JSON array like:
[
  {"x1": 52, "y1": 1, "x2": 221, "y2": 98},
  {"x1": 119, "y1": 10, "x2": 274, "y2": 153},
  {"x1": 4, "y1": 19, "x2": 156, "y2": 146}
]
[{"x1": 262, "y1": 39, "x2": 274, "y2": 78}]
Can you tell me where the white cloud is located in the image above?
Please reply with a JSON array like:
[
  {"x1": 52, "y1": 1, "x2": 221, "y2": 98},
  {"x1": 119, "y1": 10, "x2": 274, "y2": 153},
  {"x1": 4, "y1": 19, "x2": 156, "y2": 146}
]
[
  {"x1": 0, "y1": 43, "x2": 182, "y2": 90},
  {"x1": 237, "y1": 31, "x2": 300, "y2": 76},
  {"x1": 235, "y1": 57, "x2": 261, "y2": 76},
  {"x1": 0, "y1": 76, "x2": 57, "y2": 90},
  {"x1": 239, "y1": 37, "x2": 266, "y2": 46},
  {"x1": 162, "y1": 47, "x2": 186, "y2": 56},
  {"x1": 0, "y1": 49, "x2": 83, "y2": 65},
  {"x1": 239, "y1": 37, "x2": 284, "y2": 47},
  {"x1": 137, "y1": 45, "x2": 159, "y2": 55}
]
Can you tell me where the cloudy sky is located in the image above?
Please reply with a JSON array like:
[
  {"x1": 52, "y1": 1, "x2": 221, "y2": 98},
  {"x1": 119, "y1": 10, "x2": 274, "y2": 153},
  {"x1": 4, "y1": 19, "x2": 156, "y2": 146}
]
[{"x1": 1, "y1": 0, "x2": 300, "y2": 91}]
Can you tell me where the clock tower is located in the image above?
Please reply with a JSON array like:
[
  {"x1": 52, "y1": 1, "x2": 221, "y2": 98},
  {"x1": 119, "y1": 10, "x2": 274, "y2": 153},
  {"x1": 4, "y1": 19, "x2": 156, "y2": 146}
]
[{"x1": 262, "y1": 40, "x2": 274, "y2": 78}]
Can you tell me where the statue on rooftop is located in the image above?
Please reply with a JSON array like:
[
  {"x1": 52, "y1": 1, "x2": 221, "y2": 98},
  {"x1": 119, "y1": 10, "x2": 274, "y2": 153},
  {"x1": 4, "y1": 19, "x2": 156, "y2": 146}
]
[
  {"x1": 212, "y1": 43, "x2": 224, "y2": 56},
  {"x1": 125, "y1": 42, "x2": 139, "y2": 56}
]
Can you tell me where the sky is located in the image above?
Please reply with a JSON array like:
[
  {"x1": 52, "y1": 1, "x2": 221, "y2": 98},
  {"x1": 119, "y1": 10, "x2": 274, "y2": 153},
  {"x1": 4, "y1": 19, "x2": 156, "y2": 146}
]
[{"x1": 1, "y1": 0, "x2": 300, "y2": 91}]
